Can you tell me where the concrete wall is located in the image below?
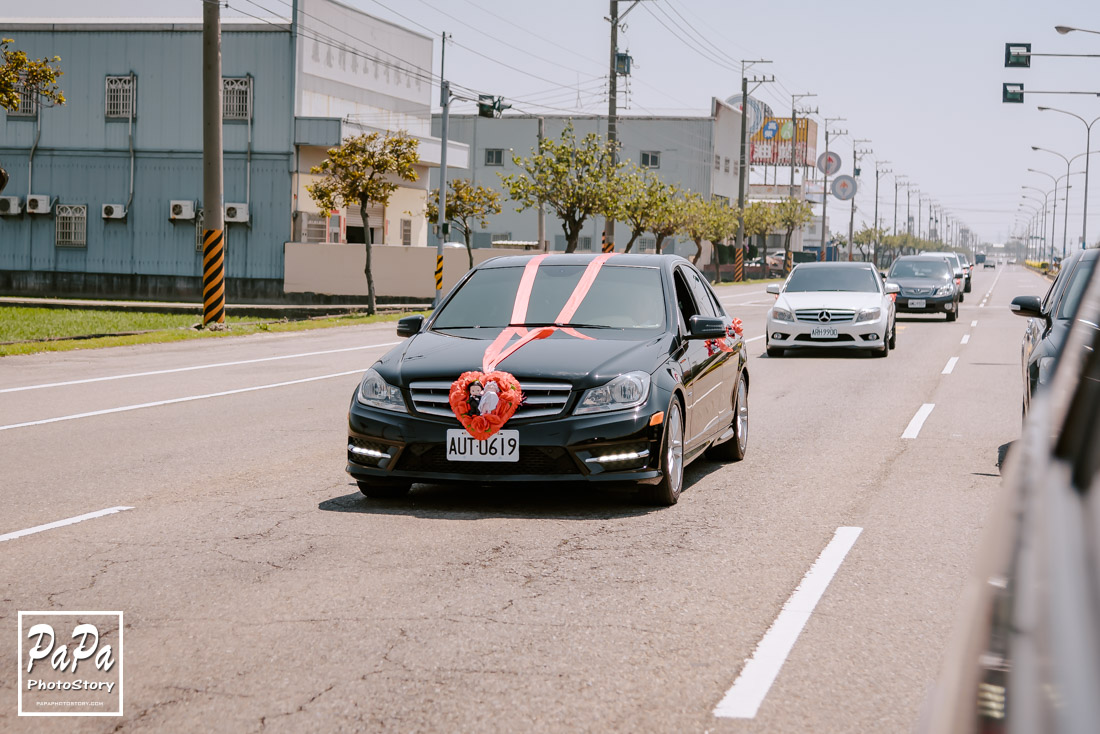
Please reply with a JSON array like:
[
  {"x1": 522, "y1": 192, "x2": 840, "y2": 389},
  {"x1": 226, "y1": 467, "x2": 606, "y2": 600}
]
[{"x1": 284, "y1": 243, "x2": 534, "y2": 298}]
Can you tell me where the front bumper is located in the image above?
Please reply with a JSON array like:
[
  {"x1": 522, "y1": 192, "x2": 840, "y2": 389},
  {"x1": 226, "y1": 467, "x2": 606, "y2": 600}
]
[
  {"x1": 765, "y1": 315, "x2": 889, "y2": 349},
  {"x1": 346, "y1": 387, "x2": 672, "y2": 484},
  {"x1": 896, "y1": 294, "x2": 955, "y2": 313}
]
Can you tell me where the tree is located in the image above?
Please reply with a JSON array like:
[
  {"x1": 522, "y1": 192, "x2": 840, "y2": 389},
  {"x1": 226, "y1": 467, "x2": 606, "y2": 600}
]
[
  {"x1": 774, "y1": 197, "x2": 814, "y2": 273},
  {"x1": 741, "y1": 201, "x2": 777, "y2": 259},
  {"x1": 681, "y1": 195, "x2": 739, "y2": 282},
  {"x1": 426, "y1": 178, "x2": 502, "y2": 269},
  {"x1": 1, "y1": 38, "x2": 65, "y2": 113},
  {"x1": 501, "y1": 123, "x2": 624, "y2": 252},
  {"x1": 614, "y1": 168, "x2": 675, "y2": 253},
  {"x1": 853, "y1": 224, "x2": 887, "y2": 262},
  {"x1": 307, "y1": 131, "x2": 420, "y2": 315},
  {"x1": 649, "y1": 186, "x2": 689, "y2": 255}
]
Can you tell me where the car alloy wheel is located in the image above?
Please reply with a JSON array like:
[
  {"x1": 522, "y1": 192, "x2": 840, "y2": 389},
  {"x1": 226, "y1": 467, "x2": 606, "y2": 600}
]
[{"x1": 644, "y1": 398, "x2": 684, "y2": 505}]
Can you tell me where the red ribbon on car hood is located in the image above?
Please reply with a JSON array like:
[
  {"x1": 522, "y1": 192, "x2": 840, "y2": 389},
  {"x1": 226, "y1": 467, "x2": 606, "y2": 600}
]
[{"x1": 482, "y1": 253, "x2": 616, "y2": 372}]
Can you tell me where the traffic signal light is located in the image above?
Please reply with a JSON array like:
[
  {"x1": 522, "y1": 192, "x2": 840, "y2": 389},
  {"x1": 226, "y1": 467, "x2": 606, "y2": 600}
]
[
  {"x1": 1004, "y1": 43, "x2": 1031, "y2": 68},
  {"x1": 1002, "y1": 83, "x2": 1024, "y2": 103}
]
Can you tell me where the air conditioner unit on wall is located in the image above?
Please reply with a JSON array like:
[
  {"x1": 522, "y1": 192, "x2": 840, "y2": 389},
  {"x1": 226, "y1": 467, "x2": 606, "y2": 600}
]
[
  {"x1": 26, "y1": 195, "x2": 52, "y2": 214},
  {"x1": 169, "y1": 200, "x2": 195, "y2": 220},
  {"x1": 224, "y1": 203, "x2": 249, "y2": 223},
  {"x1": 0, "y1": 196, "x2": 23, "y2": 215},
  {"x1": 102, "y1": 203, "x2": 126, "y2": 219}
]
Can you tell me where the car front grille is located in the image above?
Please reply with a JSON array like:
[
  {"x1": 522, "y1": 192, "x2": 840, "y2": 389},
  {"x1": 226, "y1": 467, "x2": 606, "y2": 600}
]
[
  {"x1": 393, "y1": 444, "x2": 579, "y2": 476},
  {"x1": 901, "y1": 287, "x2": 935, "y2": 297},
  {"x1": 795, "y1": 309, "x2": 855, "y2": 323},
  {"x1": 408, "y1": 380, "x2": 574, "y2": 421}
]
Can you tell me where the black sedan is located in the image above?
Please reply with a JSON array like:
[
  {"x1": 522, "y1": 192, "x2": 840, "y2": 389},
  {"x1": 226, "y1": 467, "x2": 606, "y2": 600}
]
[
  {"x1": 346, "y1": 254, "x2": 749, "y2": 505},
  {"x1": 1010, "y1": 247, "x2": 1098, "y2": 413},
  {"x1": 886, "y1": 255, "x2": 962, "y2": 320},
  {"x1": 920, "y1": 244, "x2": 1100, "y2": 734}
]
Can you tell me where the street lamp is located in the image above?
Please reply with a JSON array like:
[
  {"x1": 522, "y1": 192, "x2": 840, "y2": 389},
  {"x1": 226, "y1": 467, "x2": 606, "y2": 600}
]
[
  {"x1": 1021, "y1": 185, "x2": 1053, "y2": 257},
  {"x1": 1055, "y1": 25, "x2": 1100, "y2": 36},
  {"x1": 1027, "y1": 167, "x2": 1081, "y2": 263},
  {"x1": 1037, "y1": 107, "x2": 1100, "y2": 248},
  {"x1": 1032, "y1": 146, "x2": 1100, "y2": 257}
]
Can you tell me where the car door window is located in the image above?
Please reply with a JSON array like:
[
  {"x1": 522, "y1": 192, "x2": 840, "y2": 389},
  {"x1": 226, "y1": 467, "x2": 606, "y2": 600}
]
[
  {"x1": 1057, "y1": 258, "x2": 1097, "y2": 320},
  {"x1": 673, "y1": 268, "x2": 700, "y2": 330},
  {"x1": 683, "y1": 268, "x2": 718, "y2": 318},
  {"x1": 1041, "y1": 263, "x2": 1072, "y2": 315}
]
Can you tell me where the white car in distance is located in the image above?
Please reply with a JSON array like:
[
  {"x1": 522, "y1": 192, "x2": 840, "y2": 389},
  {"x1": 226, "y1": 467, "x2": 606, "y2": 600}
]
[{"x1": 765, "y1": 262, "x2": 898, "y2": 358}]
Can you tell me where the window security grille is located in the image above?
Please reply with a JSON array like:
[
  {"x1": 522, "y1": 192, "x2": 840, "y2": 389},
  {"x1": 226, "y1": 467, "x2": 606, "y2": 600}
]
[
  {"x1": 105, "y1": 76, "x2": 135, "y2": 118},
  {"x1": 401, "y1": 218, "x2": 412, "y2": 246},
  {"x1": 55, "y1": 205, "x2": 87, "y2": 247},
  {"x1": 637, "y1": 236, "x2": 656, "y2": 253},
  {"x1": 10, "y1": 84, "x2": 37, "y2": 117},
  {"x1": 222, "y1": 77, "x2": 252, "y2": 120},
  {"x1": 195, "y1": 210, "x2": 229, "y2": 252},
  {"x1": 303, "y1": 213, "x2": 327, "y2": 243},
  {"x1": 715, "y1": 155, "x2": 721, "y2": 171},
  {"x1": 491, "y1": 232, "x2": 512, "y2": 242},
  {"x1": 578, "y1": 236, "x2": 593, "y2": 251}
]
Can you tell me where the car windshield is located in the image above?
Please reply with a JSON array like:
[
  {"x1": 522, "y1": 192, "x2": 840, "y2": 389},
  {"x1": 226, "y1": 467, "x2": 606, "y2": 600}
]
[
  {"x1": 433, "y1": 263, "x2": 667, "y2": 330},
  {"x1": 889, "y1": 260, "x2": 950, "y2": 279},
  {"x1": 1057, "y1": 258, "x2": 1097, "y2": 320},
  {"x1": 784, "y1": 266, "x2": 880, "y2": 292}
]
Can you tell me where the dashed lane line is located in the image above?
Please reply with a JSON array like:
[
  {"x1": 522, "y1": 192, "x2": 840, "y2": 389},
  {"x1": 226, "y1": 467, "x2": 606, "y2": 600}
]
[
  {"x1": 0, "y1": 506, "x2": 134, "y2": 543},
  {"x1": 902, "y1": 403, "x2": 936, "y2": 439},
  {"x1": 943, "y1": 357, "x2": 959, "y2": 375},
  {"x1": 961, "y1": 334, "x2": 970, "y2": 345},
  {"x1": 714, "y1": 526, "x2": 863, "y2": 719}
]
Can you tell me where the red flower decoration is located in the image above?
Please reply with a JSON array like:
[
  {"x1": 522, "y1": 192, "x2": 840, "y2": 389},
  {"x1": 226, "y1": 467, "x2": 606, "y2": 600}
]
[{"x1": 448, "y1": 370, "x2": 524, "y2": 440}]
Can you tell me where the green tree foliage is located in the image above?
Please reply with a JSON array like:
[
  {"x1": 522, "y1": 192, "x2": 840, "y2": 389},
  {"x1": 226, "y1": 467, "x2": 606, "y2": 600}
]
[
  {"x1": 614, "y1": 168, "x2": 676, "y2": 253},
  {"x1": 681, "y1": 195, "x2": 739, "y2": 282},
  {"x1": 853, "y1": 224, "x2": 888, "y2": 262},
  {"x1": 307, "y1": 131, "x2": 420, "y2": 315},
  {"x1": 773, "y1": 197, "x2": 814, "y2": 273},
  {"x1": 742, "y1": 201, "x2": 777, "y2": 256},
  {"x1": 501, "y1": 123, "x2": 624, "y2": 252},
  {"x1": 1, "y1": 38, "x2": 65, "y2": 112},
  {"x1": 649, "y1": 186, "x2": 689, "y2": 255},
  {"x1": 426, "y1": 178, "x2": 502, "y2": 269}
]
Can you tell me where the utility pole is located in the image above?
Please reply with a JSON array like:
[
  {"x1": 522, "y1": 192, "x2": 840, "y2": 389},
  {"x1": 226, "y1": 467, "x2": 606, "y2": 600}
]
[
  {"x1": 907, "y1": 185, "x2": 915, "y2": 237},
  {"x1": 893, "y1": 174, "x2": 905, "y2": 236},
  {"x1": 434, "y1": 32, "x2": 451, "y2": 308},
  {"x1": 735, "y1": 60, "x2": 773, "y2": 257},
  {"x1": 537, "y1": 116, "x2": 546, "y2": 250},
  {"x1": 604, "y1": 1, "x2": 619, "y2": 252},
  {"x1": 202, "y1": 0, "x2": 225, "y2": 327},
  {"x1": 789, "y1": 93, "x2": 816, "y2": 198},
  {"x1": 819, "y1": 118, "x2": 846, "y2": 260},
  {"x1": 873, "y1": 161, "x2": 890, "y2": 265},
  {"x1": 848, "y1": 138, "x2": 871, "y2": 260}
]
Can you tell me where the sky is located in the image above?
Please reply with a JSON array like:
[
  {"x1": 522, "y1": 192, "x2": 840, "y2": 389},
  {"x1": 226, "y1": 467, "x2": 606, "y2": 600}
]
[{"x1": 10, "y1": 0, "x2": 1100, "y2": 248}]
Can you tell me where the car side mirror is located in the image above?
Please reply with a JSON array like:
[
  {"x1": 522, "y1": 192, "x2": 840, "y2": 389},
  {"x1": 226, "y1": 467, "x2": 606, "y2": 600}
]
[
  {"x1": 884, "y1": 283, "x2": 900, "y2": 295},
  {"x1": 687, "y1": 315, "x2": 728, "y2": 340},
  {"x1": 396, "y1": 314, "x2": 424, "y2": 337},
  {"x1": 765, "y1": 283, "x2": 782, "y2": 295},
  {"x1": 1009, "y1": 295, "x2": 1043, "y2": 319}
]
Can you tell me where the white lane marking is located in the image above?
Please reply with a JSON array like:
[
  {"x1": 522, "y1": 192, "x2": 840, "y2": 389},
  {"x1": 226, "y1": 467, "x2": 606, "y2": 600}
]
[
  {"x1": 745, "y1": 335, "x2": 765, "y2": 343},
  {"x1": 971, "y1": 320, "x2": 978, "y2": 327},
  {"x1": 713, "y1": 526, "x2": 863, "y2": 719},
  {"x1": 902, "y1": 403, "x2": 936, "y2": 439},
  {"x1": 0, "y1": 343, "x2": 400, "y2": 394},
  {"x1": 961, "y1": 334, "x2": 970, "y2": 345},
  {"x1": 943, "y1": 357, "x2": 959, "y2": 375},
  {"x1": 0, "y1": 369, "x2": 365, "y2": 432},
  {"x1": 718, "y1": 290, "x2": 767, "y2": 302},
  {"x1": 0, "y1": 506, "x2": 134, "y2": 542}
]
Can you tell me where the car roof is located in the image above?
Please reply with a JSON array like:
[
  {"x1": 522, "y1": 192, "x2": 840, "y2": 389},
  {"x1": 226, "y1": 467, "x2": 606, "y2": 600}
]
[
  {"x1": 791, "y1": 261, "x2": 876, "y2": 269},
  {"x1": 474, "y1": 253, "x2": 687, "y2": 269}
]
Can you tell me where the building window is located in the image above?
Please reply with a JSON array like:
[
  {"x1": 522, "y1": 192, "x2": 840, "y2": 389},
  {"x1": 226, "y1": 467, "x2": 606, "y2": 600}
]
[
  {"x1": 491, "y1": 232, "x2": 512, "y2": 243},
  {"x1": 485, "y1": 148, "x2": 504, "y2": 166},
  {"x1": 724, "y1": 157, "x2": 731, "y2": 173},
  {"x1": 401, "y1": 218, "x2": 412, "y2": 246},
  {"x1": 641, "y1": 151, "x2": 660, "y2": 169},
  {"x1": 222, "y1": 77, "x2": 252, "y2": 120},
  {"x1": 9, "y1": 83, "x2": 37, "y2": 118},
  {"x1": 637, "y1": 236, "x2": 656, "y2": 253},
  {"x1": 578, "y1": 236, "x2": 593, "y2": 251},
  {"x1": 105, "y1": 75, "x2": 135, "y2": 118},
  {"x1": 55, "y1": 205, "x2": 87, "y2": 247},
  {"x1": 715, "y1": 154, "x2": 721, "y2": 171}
]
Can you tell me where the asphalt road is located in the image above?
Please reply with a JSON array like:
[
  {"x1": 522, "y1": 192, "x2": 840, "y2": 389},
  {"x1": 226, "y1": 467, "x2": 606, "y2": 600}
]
[{"x1": 0, "y1": 264, "x2": 1048, "y2": 733}]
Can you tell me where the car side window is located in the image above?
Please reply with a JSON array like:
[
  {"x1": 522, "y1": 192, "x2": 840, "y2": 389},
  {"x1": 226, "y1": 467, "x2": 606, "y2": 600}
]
[
  {"x1": 683, "y1": 268, "x2": 719, "y2": 318},
  {"x1": 1041, "y1": 263, "x2": 1071, "y2": 314},
  {"x1": 673, "y1": 269, "x2": 699, "y2": 333}
]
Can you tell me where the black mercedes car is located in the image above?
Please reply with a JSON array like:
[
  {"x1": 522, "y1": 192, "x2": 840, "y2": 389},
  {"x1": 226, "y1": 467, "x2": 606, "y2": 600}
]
[
  {"x1": 1010, "y1": 247, "x2": 1099, "y2": 414},
  {"x1": 346, "y1": 253, "x2": 749, "y2": 505},
  {"x1": 886, "y1": 255, "x2": 962, "y2": 320}
]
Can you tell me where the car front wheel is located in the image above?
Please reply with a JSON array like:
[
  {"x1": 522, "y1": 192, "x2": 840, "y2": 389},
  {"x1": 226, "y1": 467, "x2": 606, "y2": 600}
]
[
  {"x1": 707, "y1": 371, "x2": 748, "y2": 462},
  {"x1": 642, "y1": 398, "x2": 685, "y2": 506}
]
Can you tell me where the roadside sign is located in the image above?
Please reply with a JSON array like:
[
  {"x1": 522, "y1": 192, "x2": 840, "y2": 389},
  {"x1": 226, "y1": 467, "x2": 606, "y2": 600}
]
[
  {"x1": 762, "y1": 119, "x2": 779, "y2": 140},
  {"x1": 831, "y1": 175, "x2": 857, "y2": 200},
  {"x1": 780, "y1": 120, "x2": 794, "y2": 140},
  {"x1": 817, "y1": 151, "x2": 842, "y2": 176}
]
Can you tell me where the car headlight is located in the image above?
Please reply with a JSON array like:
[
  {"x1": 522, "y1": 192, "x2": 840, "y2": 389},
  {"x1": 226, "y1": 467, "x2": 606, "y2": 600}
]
[
  {"x1": 770, "y1": 307, "x2": 794, "y2": 322},
  {"x1": 855, "y1": 307, "x2": 881, "y2": 323},
  {"x1": 575, "y1": 371, "x2": 651, "y2": 415},
  {"x1": 934, "y1": 284, "x2": 954, "y2": 296},
  {"x1": 1038, "y1": 356, "x2": 1057, "y2": 385},
  {"x1": 356, "y1": 368, "x2": 407, "y2": 412}
]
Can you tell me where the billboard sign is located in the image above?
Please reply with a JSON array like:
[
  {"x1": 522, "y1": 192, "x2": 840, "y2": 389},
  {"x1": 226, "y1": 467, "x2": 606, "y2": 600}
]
[{"x1": 750, "y1": 117, "x2": 818, "y2": 166}]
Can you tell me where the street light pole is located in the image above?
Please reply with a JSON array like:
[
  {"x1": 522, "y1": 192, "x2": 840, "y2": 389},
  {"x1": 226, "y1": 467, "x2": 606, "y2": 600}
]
[
  {"x1": 1032, "y1": 146, "x2": 1072, "y2": 259},
  {"x1": 1022, "y1": 185, "x2": 1052, "y2": 260},
  {"x1": 874, "y1": 161, "x2": 890, "y2": 265},
  {"x1": 849, "y1": 138, "x2": 871, "y2": 261},
  {"x1": 1038, "y1": 108, "x2": 1100, "y2": 248},
  {"x1": 818, "y1": 118, "x2": 846, "y2": 260}
]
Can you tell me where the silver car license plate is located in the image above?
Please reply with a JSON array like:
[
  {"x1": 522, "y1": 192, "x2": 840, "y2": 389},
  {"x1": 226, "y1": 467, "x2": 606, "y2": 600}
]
[
  {"x1": 909, "y1": 299, "x2": 926, "y2": 308},
  {"x1": 811, "y1": 327, "x2": 838, "y2": 339},
  {"x1": 446, "y1": 429, "x2": 519, "y2": 462}
]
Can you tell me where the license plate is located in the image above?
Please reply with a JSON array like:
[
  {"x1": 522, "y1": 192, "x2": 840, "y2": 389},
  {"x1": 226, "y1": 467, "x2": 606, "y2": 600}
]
[
  {"x1": 909, "y1": 299, "x2": 926, "y2": 308},
  {"x1": 811, "y1": 327, "x2": 838, "y2": 339},
  {"x1": 446, "y1": 429, "x2": 519, "y2": 462}
]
